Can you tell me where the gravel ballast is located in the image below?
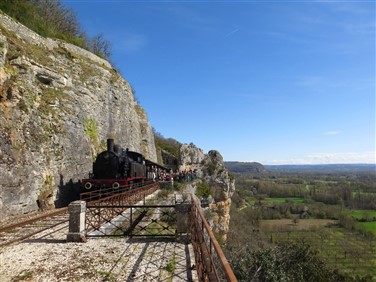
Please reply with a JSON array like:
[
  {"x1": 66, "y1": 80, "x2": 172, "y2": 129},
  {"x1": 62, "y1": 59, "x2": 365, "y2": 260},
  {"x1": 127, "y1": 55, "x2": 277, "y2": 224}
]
[{"x1": 0, "y1": 221, "x2": 197, "y2": 281}]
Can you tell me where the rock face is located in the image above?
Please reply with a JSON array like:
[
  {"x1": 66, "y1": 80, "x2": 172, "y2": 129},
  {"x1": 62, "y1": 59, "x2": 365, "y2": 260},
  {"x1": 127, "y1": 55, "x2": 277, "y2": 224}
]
[
  {"x1": 0, "y1": 14, "x2": 157, "y2": 219},
  {"x1": 180, "y1": 145, "x2": 235, "y2": 242},
  {"x1": 160, "y1": 150, "x2": 179, "y2": 172},
  {"x1": 179, "y1": 143, "x2": 205, "y2": 173},
  {"x1": 201, "y1": 150, "x2": 235, "y2": 242}
]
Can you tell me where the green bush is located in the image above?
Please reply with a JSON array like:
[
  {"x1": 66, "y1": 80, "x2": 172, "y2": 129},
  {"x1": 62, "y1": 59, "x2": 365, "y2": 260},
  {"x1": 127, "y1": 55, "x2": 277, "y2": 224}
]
[{"x1": 195, "y1": 181, "x2": 211, "y2": 198}]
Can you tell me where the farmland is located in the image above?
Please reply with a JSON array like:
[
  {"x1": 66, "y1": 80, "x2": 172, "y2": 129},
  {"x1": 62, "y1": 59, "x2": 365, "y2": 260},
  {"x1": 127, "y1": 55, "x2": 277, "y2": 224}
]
[
  {"x1": 260, "y1": 219, "x2": 376, "y2": 278},
  {"x1": 225, "y1": 164, "x2": 376, "y2": 281}
]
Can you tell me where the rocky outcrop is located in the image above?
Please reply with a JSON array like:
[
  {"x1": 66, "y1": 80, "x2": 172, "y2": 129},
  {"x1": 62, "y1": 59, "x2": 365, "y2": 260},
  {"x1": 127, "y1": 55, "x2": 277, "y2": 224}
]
[
  {"x1": 179, "y1": 143, "x2": 205, "y2": 173},
  {"x1": 0, "y1": 14, "x2": 157, "y2": 219},
  {"x1": 180, "y1": 145, "x2": 235, "y2": 242},
  {"x1": 209, "y1": 198, "x2": 232, "y2": 242},
  {"x1": 202, "y1": 150, "x2": 235, "y2": 242},
  {"x1": 202, "y1": 150, "x2": 235, "y2": 201}
]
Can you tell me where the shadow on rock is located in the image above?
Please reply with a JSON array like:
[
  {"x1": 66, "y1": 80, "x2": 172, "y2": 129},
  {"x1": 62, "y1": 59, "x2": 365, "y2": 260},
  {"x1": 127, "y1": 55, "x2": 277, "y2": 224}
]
[{"x1": 55, "y1": 174, "x2": 82, "y2": 208}]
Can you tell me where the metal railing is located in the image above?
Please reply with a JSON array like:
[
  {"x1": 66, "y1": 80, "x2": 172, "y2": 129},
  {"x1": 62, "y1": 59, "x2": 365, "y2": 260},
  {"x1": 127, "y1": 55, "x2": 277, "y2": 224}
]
[
  {"x1": 83, "y1": 182, "x2": 159, "y2": 233},
  {"x1": 190, "y1": 196, "x2": 238, "y2": 282},
  {"x1": 80, "y1": 180, "x2": 156, "y2": 202},
  {"x1": 79, "y1": 183, "x2": 237, "y2": 281}
]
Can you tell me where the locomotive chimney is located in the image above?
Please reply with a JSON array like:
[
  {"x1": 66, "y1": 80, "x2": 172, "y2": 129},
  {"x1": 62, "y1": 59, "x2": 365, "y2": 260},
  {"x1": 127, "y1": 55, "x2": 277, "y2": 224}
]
[{"x1": 107, "y1": 138, "x2": 115, "y2": 152}]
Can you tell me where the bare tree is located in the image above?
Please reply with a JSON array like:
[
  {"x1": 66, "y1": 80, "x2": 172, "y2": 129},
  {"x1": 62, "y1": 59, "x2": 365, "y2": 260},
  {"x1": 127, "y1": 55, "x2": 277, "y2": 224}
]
[
  {"x1": 30, "y1": 0, "x2": 81, "y2": 36},
  {"x1": 87, "y1": 33, "x2": 112, "y2": 59}
]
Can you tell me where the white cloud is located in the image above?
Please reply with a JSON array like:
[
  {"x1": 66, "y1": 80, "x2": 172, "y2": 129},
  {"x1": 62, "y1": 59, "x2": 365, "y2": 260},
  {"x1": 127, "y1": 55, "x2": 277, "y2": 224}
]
[
  {"x1": 324, "y1": 131, "x2": 340, "y2": 136},
  {"x1": 267, "y1": 151, "x2": 375, "y2": 165},
  {"x1": 224, "y1": 28, "x2": 239, "y2": 38}
]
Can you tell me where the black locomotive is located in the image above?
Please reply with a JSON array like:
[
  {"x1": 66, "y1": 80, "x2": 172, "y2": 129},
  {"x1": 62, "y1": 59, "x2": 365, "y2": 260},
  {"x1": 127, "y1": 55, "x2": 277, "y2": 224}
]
[{"x1": 82, "y1": 138, "x2": 148, "y2": 190}]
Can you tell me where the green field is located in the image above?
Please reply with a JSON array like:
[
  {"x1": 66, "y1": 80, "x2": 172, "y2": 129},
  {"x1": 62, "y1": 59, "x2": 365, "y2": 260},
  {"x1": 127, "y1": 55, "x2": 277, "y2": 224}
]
[
  {"x1": 357, "y1": 222, "x2": 376, "y2": 236},
  {"x1": 348, "y1": 209, "x2": 376, "y2": 220},
  {"x1": 260, "y1": 219, "x2": 376, "y2": 278},
  {"x1": 264, "y1": 197, "x2": 305, "y2": 204}
]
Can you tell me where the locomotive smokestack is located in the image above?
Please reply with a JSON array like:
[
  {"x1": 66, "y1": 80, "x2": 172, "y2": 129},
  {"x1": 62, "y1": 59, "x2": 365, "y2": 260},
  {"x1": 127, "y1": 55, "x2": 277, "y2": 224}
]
[{"x1": 107, "y1": 138, "x2": 114, "y2": 152}]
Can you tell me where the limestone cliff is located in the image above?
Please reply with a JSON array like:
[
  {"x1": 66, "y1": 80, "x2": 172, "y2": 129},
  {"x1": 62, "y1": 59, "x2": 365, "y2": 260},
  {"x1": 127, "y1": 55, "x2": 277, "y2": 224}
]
[
  {"x1": 0, "y1": 14, "x2": 157, "y2": 219},
  {"x1": 202, "y1": 150, "x2": 235, "y2": 242},
  {"x1": 180, "y1": 145, "x2": 235, "y2": 242},
  {"x1": 179, "y1": 143, "x2": 205, "y2": 173}
]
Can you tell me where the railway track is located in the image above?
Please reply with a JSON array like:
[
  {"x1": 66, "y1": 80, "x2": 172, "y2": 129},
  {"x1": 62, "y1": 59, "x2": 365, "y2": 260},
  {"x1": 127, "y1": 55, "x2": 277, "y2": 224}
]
[
  {"x1": 0, "y1": 208, "x2": 69, "y2": 248},
  {"x1": 0, "y1": 183, "x2": 158, "y2": 248}
]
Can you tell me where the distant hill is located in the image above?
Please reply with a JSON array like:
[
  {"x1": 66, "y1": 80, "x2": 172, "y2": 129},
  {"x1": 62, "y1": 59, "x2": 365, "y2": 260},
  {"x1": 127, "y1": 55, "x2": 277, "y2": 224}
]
[
  {"x1": 224, "y1": 162, "x2": 267, "y2": 174},
  {"x1": 265, "y1": 164, "x2": 376, "y2": 173},
  {"x1": 224, "y1": 162, "x2": 375, "y2": 174}
]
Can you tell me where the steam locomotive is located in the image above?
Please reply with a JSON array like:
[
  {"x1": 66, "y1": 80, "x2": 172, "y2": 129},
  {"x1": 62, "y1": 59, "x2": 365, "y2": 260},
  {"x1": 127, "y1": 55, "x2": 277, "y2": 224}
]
[{"x1": 82, "y1": 138, "x2": 153, "y2": 190}]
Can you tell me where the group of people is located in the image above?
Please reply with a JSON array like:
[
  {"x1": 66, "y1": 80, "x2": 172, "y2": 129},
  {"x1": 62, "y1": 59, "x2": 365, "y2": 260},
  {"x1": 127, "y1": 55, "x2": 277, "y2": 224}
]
[
  {"x1": 173, "y1": 169, "x2": 197, "y2": 182},
  {"x1": 147, "y1": 166, "x2": 173, "y2": 182},
  {"x1": 147, "y1": 166, "x2": 198, "y2": 183}
]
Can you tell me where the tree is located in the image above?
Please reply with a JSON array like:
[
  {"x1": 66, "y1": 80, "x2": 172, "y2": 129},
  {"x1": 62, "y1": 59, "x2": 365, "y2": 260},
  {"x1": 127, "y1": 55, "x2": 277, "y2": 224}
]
[
  {"x1": 226, "y1": 243, "x2": 352, "y2": 282},
  {"x1": 30, "y1": 0, "x2": 80, "y2": 36},
  {"x1": 87, "y1": 33, "x2": 112, "y2": 59}
]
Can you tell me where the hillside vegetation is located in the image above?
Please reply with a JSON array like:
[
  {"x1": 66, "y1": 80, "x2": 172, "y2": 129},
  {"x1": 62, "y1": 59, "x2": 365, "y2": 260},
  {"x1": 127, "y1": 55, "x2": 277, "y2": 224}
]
[
  {"x1": 0, "y1": 0, "x2": 111, "y2": 59},
  {"x1": 153, "y1": 128, "x2": 181, "y2": 166},
  {"x1": 225, "y1": 161, "x2": 266, "y2": 174}
]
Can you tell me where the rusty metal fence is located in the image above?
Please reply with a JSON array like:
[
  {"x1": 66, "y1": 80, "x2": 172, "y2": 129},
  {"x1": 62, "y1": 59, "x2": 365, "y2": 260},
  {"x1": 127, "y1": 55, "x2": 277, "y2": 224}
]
[
  {"x1": 78, "y1": 183, "x2": 237, "y2": 281},
  {"x1": 80, "y1": 180, "x2": 156, "y2": 202},
  {"x1": 190, "y1": 196, "x2": 238, "y2": 282},
  {"x1": 82, "y1": 182, "x2": 159, "y2": 235}
]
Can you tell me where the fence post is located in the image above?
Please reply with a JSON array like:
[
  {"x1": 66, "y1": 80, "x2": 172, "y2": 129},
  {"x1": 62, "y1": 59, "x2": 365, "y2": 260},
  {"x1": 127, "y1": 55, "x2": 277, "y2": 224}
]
[
  {"x1": 175, "y1": 202, "x2": 192, "y2": 243},
  {"x1": 66, "y1": 200, "x2": 87, "y2": 242}
]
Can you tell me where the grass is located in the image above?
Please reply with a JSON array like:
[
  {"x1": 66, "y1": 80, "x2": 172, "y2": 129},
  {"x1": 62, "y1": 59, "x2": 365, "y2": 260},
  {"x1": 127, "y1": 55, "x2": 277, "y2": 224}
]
[
  {"x1": 357, "y1": 222, "x2": 376, "y2": 236},
  {"x1": 164, "y1": 253, "x2": 176, "y2": 273},
  {"x1": 83, "y1": 116, "x2": 100, "y2": 158},
  {"x1": 264, "y1": 197, "x2": 305, "y2": 204},
  {"x1": 162, "y1": 253, "x2": 176, "y2": 282},
  {"x1": 112, "y1": 205, "x2": 176, "y2": 237},
  {"x1": 96, "y1": 270, "x2": 115, "y2": 282},
  {"x1": 348, "y1": 209, "x2": 376, "y2": 220},
  {"x1": 141, "y1": 210, "x2": 176, "y2": 237},
  {"x1": 260, "y1": 218, "x2": 336, "y2": 232}
]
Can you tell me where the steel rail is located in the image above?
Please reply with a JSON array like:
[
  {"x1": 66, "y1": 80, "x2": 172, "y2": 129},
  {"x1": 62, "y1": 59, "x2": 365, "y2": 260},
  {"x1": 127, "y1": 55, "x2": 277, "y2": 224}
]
[
  {"x1": 0, "y1": 218, "x2": 68, "y2": 247},
  {"x1": 0, "y1": 207, "x2": 68, "y2": 233},
  {"x1": 86, "y1": 204, "x2": 175, "y2": 208},
  {"x1": 0, "y1": 208, "x2": 69, "y2": 247}
]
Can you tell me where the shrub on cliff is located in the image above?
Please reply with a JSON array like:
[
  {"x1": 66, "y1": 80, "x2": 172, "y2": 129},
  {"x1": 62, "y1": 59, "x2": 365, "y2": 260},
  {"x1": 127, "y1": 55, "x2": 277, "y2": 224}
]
[
  {"x1": 195, "y1": 181, "x2": 212, "y2": 198},
  {"x1": 153, "y1": 128, "x2": 181, "y2": 160},
  {"x1": 0, "y1": 0, "x2": 111, "y2": 59}
]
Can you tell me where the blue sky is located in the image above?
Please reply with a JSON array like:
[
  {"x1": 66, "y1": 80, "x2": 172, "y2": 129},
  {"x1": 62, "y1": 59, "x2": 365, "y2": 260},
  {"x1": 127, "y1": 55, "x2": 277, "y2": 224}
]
[{"x1": 64, "y1": 0, "x2": 375, "y2": 164}]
